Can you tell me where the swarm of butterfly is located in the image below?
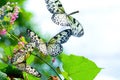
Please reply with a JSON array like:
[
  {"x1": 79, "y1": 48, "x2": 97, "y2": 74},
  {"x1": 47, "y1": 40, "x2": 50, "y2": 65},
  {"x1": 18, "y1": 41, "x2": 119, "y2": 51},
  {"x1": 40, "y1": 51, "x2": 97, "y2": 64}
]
[{"x1": 11, "y1": 0, "x2": 84, "y2": 78}]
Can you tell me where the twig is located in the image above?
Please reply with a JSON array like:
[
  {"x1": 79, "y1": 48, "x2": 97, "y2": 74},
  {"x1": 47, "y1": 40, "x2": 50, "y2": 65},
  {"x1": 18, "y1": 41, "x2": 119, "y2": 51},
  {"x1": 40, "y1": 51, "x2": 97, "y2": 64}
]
[
  {"x1": 7, "y1": 32, "x2": 20, "y2": 42},
  {"x1": 32, "y1": 53, "x2": 62, "y2": 80}
]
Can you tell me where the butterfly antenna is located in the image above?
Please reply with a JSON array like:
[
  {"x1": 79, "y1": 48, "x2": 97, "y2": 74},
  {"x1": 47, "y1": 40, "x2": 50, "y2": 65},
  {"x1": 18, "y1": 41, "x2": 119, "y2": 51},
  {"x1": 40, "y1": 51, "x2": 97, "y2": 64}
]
[{"x1": 68, "y1": 10, "x2": 79, "y2": 16}]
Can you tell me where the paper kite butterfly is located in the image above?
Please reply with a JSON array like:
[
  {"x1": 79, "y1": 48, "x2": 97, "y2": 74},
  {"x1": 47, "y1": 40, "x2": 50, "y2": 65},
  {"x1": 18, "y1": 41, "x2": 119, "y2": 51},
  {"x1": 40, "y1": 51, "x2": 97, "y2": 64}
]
[
  {"x1": 27, "y1": 29, "x2": 72, "y2": 57},
  {"x1": 11, "y1": 41, "x2": 41, "y2": 77},
  {"x1": 45, "y1": 0, "x2": 84, "y2": 37}
]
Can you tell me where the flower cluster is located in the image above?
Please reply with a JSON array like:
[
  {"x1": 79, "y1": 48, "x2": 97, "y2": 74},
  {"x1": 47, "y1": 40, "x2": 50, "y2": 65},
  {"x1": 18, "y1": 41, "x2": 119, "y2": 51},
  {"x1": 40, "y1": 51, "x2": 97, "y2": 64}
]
[
  {"x1": 0, "y1": 2, "x2": 20, "y2": 35},
  {"x1": 10, "y1": 6, "x2": 20, "y2": 24},
  {"x1": 13, "y1": 36, "x2": 27, "y2": 53}
]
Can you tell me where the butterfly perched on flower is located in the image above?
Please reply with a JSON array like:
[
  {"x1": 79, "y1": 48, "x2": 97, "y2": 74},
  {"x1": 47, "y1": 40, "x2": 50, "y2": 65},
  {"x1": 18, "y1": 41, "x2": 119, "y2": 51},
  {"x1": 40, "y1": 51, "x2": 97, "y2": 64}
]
[
  {"x1": 27, "y1": 29, "x2": 72, "y2": 57},
  {"x1": 11, "y1": 40, "x2": 41, "y2": 77},
  {"x1": 11, "y1": 54, "x2": 41, "y2": 77},
  {"x1": 45, "y1": 0, "x2": 84, "y2": 37}
]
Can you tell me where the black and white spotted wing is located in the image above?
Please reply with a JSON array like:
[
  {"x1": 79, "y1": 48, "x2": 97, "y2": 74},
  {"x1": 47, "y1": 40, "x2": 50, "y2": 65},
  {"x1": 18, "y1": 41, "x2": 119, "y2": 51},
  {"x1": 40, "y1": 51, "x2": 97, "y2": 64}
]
[
  {"x1": 48, "y1": 29, "x2": 72, "y2": 44},
  {"x1": 47, "y1": 29, "x2": 72, "y2": 57},
  {"x1": 16, "y1": 63, "x2": 41, "y2": 77},
  {"x1": 11, "y1": 43, "x2": 41, "y2": 77},
  {"x1": 45, "y1": 0, "x2": 84, "y2": 37},
  {"x1": 11, "y1": 42, "x2": 34, "y2": 65},
  {"x1": 27, "y1": 29, "x2": 72, "y2": 57},
  {"x1": 27, "y1": 29, "x2": 47, "y2": 55},
  {"x1": 45, "y1": 0, "x2": 65, "y2": 14}
]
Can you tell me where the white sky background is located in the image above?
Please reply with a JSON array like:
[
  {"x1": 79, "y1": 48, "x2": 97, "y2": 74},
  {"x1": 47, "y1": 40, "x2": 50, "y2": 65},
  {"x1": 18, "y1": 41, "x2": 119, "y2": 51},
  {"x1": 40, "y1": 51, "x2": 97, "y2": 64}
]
[{"x1": 25, "y1": 0, "x2": 120, "y2": 80}]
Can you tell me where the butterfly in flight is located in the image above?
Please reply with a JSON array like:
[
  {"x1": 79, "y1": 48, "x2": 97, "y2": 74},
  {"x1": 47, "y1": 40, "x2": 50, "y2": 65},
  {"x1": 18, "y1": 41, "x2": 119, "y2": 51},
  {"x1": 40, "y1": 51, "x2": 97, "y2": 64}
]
[
  {"x1": 27, "y1": 29, "x2": 72, "y2": 57},
  {"x1": 45, "y1": 0, "x2": 84, "y2": 37}
]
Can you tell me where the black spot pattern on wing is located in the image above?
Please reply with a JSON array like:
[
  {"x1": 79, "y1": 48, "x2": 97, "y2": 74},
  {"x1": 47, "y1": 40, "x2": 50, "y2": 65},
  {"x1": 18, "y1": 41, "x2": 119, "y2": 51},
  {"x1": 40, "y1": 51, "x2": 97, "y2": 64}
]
[
  {"x1": 46, "y1": 0, "x2": 65, "y2": 14},
  {"x1": 49, "y1": 29, "x2": 72, "y2": 44},
  {"x1": 44, "y1": 0, "x2": 84, "y2": 37},
  {"x1": 27, "y1": 29, "x2": 72, "y2": 57},
  {"x1": 11, "y1": 42, "x2": 35, "y2": 65},
  {"x1": 27, "y1": 29, "x2": 47, "y2": 55},
  {"x1": 16, "y1": 63, "x2": 41, "y2": 77},
  {"x1": 47, "y1": 29, "x2": 72, "y2": 57},
  {"x1": 47, "y1": 43, "x2": 63, "y2": 57}
]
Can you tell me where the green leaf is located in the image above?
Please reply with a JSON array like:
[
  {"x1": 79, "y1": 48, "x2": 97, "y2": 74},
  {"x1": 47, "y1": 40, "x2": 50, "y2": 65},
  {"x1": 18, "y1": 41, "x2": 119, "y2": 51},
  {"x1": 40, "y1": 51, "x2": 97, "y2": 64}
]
[
  {"x1": 0, "y1": 63, "x2": 8, "y2": 71},
  {"x1": 26, "y1": 53, "x2": 35, "y2": 64},
  {"x1": 60, "y1": 54, "x2": 101, "y2": 80},
  {"x1": 23, "y1": 72, "x2": 40, "y2": 80},
  {"x1": 4, "y1": 47, "x2": 13, "y2": 56},
  {"x1": 0, "y1": 71, "x2": 7, "y2": 80}
]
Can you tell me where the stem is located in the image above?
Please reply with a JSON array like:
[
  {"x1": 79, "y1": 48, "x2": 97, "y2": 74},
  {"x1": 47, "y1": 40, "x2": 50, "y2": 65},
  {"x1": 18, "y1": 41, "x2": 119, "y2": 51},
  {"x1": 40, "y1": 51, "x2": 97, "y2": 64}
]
[
  {"x1": 0, "y1": 21, "x2": 4, "y2": 28},
  {"x1": 32, "y1": 54, "x2": 62, "y2": 80},
  {"x1": 7, "y1": 32, "x2": 20, "y2": 42},
  {"x1": 0, "y1": 19, "x2": 20, "y2": 42},
  {"x1": 68, "y1": 10, "x2": 79, "y2": 16}
]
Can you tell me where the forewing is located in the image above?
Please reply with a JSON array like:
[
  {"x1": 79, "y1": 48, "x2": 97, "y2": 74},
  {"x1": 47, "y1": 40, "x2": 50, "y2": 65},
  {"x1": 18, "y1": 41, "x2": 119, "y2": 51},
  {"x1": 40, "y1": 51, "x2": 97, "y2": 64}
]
[
  {"x1": 51, "y1": 13, "x2": 70, "y2": 26},
  {"x1": 68, "y1": 16, "x2": 84, "y2": 37},
  {"x1": 16, "y1": 63, "x2": 41, "y2": 77},
  {"x1": 27, "y1": 29, "x2": 47, "y2": 55},
  {"x1": 49, "y1": 29, "x2": 72, "y2": 44},
  {"x1": 45, "y1": 0, "x2": 65, "y2": 14},
  {"x1": 47, "y1": 43, "x2": 63, "y2": 57}
]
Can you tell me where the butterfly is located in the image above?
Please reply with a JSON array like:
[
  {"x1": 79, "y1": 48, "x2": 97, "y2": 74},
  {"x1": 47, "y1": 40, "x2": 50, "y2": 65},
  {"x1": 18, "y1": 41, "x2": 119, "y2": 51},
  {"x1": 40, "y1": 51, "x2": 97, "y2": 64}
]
[
  {"x1": 16, "y1": 62, "x2": 41, "y2": 77},
  {"x1": 45, "y1": 0, "x2": 84, "y2": 37},
  {"x1": 11, "y1": 42, "x2": 41, "y2": 77},
  {"x1": 27, "y1": 29, "x2": 72, "y2": 57}
]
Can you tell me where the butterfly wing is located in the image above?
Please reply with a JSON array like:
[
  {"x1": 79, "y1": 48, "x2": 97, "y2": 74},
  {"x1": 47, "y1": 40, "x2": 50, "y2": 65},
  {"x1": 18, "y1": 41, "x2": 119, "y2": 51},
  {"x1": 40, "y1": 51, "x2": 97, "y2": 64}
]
[
  {"x1": 68, "y1": 16, "x2": 84, "y2": 37},
  {"x1": 47, "y1": 29, "x2": 72, "y2": 57},
  {"x1": 16, "y1": 63, "x2": 41, "y2": 77},
  {"x1": 45, "y1": 0, "x2": 69, "y2": 26},
  {"x1": 49, "y1": 29, "x2": 72, "y2": 44},
  {"x1": 47, "y1": 43, "x2": 63, "y2": 57},
  {"x1": 27, "y1": 29, "x2": 47, "y2": 55},
  {"x1": 51, "y1": 14, "x2": 84, "y2": 37},
  {"x1": 11, "y1": 42, "x2": 34, "y2": 64},
  {"x1": 45, "y1": 0, "x2": 65, "y2": 14},
  {"x1": 51, "y1": 13, "x2": 70, "y2": 26}
]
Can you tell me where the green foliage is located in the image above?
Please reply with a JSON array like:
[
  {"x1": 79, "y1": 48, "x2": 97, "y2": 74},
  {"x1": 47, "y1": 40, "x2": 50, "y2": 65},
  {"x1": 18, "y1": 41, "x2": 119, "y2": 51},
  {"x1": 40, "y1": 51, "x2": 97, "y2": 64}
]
[
  {"x1": 0, "y1": 71, "x2": 7, "y2": 80},
  {"x1": 60, "y1": 54, "x2": 101, "y2": 80},
  {"x1": 23, "y1": 72, "x2": 40, "y2": 80},
  {"x1": 0, "y1": 62, "x2": 24, "y2": 79},
  {"x1": 0, "y1": 62, "x2": 8, "y2": 71}
]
